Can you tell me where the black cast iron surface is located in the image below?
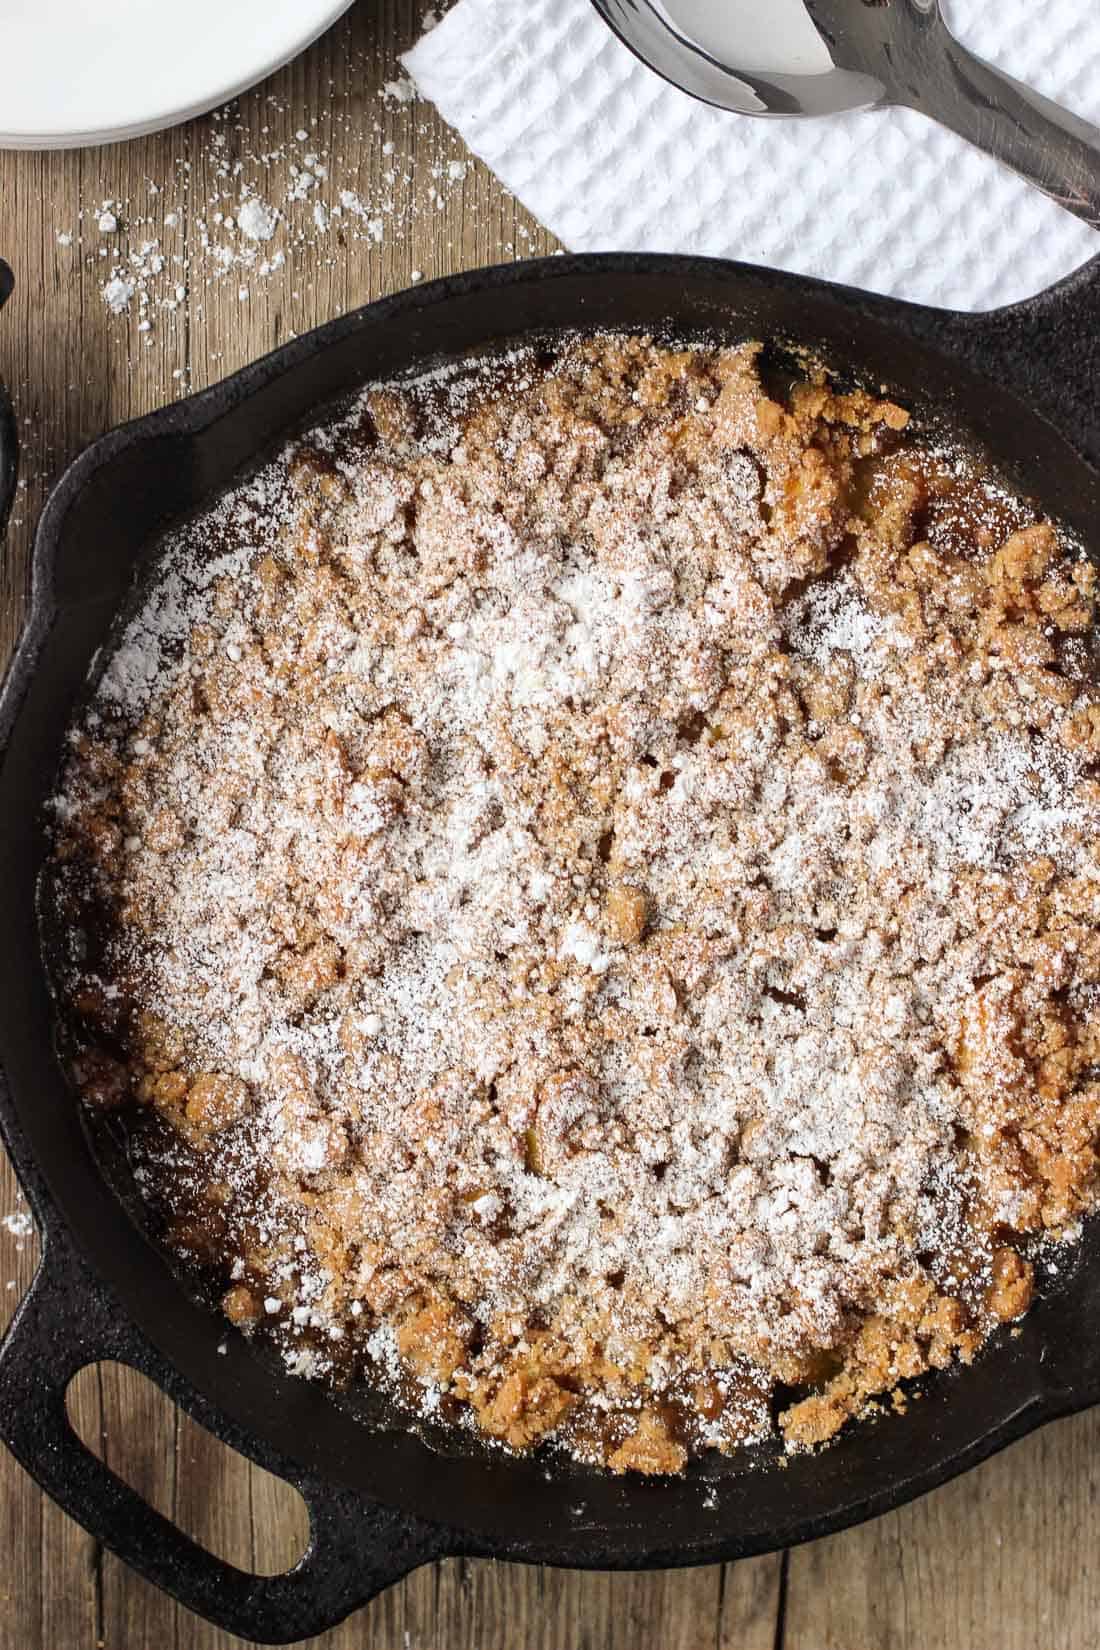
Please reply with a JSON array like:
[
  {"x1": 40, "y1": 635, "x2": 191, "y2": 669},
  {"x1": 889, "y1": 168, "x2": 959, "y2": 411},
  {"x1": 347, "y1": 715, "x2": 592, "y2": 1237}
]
[{"x1": 1, "y1": 253, "x2": 1100, "y2": 1644}]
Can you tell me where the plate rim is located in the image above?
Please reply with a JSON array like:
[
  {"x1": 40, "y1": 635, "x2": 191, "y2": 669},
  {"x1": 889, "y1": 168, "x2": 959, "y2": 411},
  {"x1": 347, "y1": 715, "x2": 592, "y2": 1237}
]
[{"x1": 0, "y1": 0, "x2": 355, "y2": 151}]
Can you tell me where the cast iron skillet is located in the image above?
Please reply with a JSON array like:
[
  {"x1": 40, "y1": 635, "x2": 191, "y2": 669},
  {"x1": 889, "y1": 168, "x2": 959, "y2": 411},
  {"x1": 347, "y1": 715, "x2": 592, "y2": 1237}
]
[{"x1": 1, "y1": 252, "x2": 1100, "y2": 1644}]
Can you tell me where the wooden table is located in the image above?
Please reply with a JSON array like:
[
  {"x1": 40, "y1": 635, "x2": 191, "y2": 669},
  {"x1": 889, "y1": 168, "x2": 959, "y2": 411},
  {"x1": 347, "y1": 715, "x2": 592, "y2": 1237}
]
[{"x1": 1, "y1": 6, "x2": 1098, "y2": 1646}]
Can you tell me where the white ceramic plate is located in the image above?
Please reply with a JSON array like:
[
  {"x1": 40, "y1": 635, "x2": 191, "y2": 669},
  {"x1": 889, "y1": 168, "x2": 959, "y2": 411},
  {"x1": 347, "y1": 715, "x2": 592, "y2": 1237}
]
[{"x1": 0, "y1": 0, "x2": 355, "y2": 149}]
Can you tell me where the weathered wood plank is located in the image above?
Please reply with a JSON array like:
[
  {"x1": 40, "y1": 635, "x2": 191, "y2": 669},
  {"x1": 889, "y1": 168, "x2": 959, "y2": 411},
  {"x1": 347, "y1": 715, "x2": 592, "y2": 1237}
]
[
  {"x1": 784, "y1": 1408, "x2": 1100, "y2": 1650},
  {"x1": 97, "y1": 1365, "x2": 178, "y2": 1650}
]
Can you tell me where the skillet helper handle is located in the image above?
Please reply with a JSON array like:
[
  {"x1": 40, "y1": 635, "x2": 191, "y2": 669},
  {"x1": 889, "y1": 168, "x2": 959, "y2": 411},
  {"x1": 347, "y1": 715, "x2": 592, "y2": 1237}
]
[
  {"x1": 903, "y1": 29, "x2": 1100, "y2": 230},
  {"x1": 0, "y1": 1234, "x2": 445, "y2": 1644},
  {"x1": 0, "y1": 260, "x2": 17, "y2": 539},
  {"x1": 943, "y1": 253, "x2": 1100, "y2": 477}
]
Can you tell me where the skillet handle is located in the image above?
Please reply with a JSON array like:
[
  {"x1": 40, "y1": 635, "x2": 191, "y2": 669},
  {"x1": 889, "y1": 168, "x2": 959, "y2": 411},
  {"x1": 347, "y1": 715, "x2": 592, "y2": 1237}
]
[
  {"x1": 0, "y1": 260, "x2": 17, "y2": 541},
  {"x1": 0, "y1": 1230, "x2": 446, "y2": 1645},
  {"x1": 947, "y1": 253, "x2": 1100, "y2": 475}
]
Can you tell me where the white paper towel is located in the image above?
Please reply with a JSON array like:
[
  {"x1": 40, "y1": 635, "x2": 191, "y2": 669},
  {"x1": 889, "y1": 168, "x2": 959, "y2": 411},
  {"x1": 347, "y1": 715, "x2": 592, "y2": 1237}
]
[{"x1": 404, "y1": 0, "x2": 1100, "y2": 311}]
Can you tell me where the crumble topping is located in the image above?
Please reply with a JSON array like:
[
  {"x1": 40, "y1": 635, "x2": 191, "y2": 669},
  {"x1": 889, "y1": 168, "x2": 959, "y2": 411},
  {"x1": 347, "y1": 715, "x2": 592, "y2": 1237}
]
[{"x1": 48, "y1": 335, "x2": 1100, "y2": 1473}]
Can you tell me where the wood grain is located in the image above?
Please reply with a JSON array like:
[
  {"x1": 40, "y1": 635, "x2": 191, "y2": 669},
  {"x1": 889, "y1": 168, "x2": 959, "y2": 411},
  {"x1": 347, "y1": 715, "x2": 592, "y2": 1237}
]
[
  {"x1": 784, "y1": 1406, "x2": 1100, "y2": 1650},
  {"x1": 0, "y1": 4, "x2": 1096, "y2": 1647}
]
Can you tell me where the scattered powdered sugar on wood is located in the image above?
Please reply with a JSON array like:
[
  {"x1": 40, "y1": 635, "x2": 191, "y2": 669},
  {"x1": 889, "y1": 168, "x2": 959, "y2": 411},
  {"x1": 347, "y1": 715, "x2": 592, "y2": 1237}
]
[{"x1": 40, "y1": 19, "x2": 507, "y2": 370}]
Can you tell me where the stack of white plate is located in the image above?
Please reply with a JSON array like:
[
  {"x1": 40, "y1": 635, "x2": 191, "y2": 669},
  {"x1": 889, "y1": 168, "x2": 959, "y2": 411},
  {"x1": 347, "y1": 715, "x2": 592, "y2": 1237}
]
[{"x1": 0, "y1": 0, "x2": 354, "y2": 149}]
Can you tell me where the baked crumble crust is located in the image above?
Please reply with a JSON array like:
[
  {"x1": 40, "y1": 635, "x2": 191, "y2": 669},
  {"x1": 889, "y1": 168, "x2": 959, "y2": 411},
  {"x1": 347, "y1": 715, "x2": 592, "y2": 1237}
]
[{"x1": 49, "y1": 334, "x2": 1100, "y2": 1472}]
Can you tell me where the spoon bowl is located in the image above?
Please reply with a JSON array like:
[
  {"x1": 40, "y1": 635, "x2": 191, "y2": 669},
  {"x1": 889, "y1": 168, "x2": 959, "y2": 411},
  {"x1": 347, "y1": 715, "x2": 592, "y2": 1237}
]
[{"x1": 589, "y1": 0, "x2": 882, "y2": 116}]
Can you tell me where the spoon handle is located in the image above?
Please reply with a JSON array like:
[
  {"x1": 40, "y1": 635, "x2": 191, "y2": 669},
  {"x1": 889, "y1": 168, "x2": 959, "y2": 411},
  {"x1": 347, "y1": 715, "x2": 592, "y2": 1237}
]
[{"x1": 914, "y1": 31, "x2": 1100, "y2": 230}]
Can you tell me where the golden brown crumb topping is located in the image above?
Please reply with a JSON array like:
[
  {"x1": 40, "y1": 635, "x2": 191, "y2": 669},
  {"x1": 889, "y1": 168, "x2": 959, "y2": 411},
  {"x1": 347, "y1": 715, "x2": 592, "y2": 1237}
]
[{"x1": 48, "y1": 335, "x2": 1100, "y2": 1472}]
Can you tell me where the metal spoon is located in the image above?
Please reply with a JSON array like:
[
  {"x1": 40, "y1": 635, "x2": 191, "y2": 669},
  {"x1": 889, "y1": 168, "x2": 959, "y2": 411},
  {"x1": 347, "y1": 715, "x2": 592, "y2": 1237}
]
[{"x1": 590, "y1": 0, "x2": 1100, "y2": 228}]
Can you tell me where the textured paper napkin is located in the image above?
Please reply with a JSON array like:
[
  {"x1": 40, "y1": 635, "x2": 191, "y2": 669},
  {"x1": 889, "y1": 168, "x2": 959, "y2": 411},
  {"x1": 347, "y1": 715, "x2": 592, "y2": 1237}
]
[{"x1": 405, "y1": 0, "x2": 1100, "y2": 310}]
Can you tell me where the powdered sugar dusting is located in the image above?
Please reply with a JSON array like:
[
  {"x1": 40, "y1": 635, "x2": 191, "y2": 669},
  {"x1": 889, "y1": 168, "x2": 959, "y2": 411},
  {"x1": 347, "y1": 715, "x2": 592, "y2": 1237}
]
[
  {"x1": 786, "y1": 570, "x2": 910, "y2": 670},
  {"x1": 48, "y1": 335, "x2": 1100, "y2": 1469}
]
